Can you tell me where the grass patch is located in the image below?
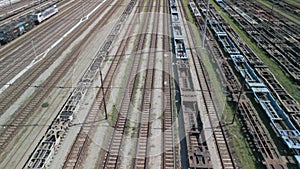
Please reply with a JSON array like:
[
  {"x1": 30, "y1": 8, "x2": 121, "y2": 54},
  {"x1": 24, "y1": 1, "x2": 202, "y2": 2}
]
[
  {"x1": 211, "y1": 0, "x2": 300, "y2": 102},
  {"x1": 228, "y1": 120, "x2": 257, "y2": 168},
  {"x1": 131, "y1": 126, "x2": 137, "y2": 138},
  {"x1": 111, "y1": 110, "x2": 117, "y2": 122},
  {"x1": 223, "y1": 101, "x2": 258, "y2": 169},
  {"x1": 105, "y1": 51, "x2": 133, "y2": 122},
  {"x1": 182, "y1": 1, "x2": 257, "y2": 168},
  {"x1": 158, "y1": 114, "x2": 163, "y2": 120},
  {"x1": 142, "y1": 0, "x2": 149, "y2": 12},
  {"x1": 283, "y1": 0, "x2": 300, "y2": 8},
  {"x1": 132, "y1": 73, "x2": 141, "y2": 102},
  {"x1": 182, "y1": 0, "x2": 226, "y2": 116},
  {"x1": 181, "y1": 0, "x2": 197, "y2": 24},
  {"x1": 41, "y1": 102, "x2": 49, "y2": 108},
  {"x1": 125, "y1": 120, "x2": 130, "y2": 134},
  {"x1": 108, "y1": 105, "x2": 118, "y2": 125},
  {"x1": 257, "y1": 0, "x2": 300, "y2": 25}
]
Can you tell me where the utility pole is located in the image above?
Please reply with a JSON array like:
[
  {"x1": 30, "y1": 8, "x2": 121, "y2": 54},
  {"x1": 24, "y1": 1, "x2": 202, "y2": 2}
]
[
  {"x1": 267, "y1": 3, "x2": 274, "y2": 31},
  {"x1": 81, "y1": 1, "x2": 85, "y2": 19},
  {"x1": 31, "y1": 39, "x2": 37, "y2": 58},
  {"x1": 100, "y1": 70, "x2": 108, "y2": 120},
  {"x1": 9, "y1": 0, "x2": 13, "y2": 11},
  {"x1": 231, "y1": 73, "x2": 247, "y2": 124},
  {"x1": 202, "y1": 0, "x2": 210, "y2": 49}
]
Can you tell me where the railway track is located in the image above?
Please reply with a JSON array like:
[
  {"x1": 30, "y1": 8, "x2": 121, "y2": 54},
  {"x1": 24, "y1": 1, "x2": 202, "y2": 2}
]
[
  {"x1": 221, "y1": 0, "x2": 300, "y2": 83},
  {"x1": 213, "y1": 0, "x2": 300, "y2": 131},
  {"x1": 218, "y1": 0, "x2": 300, "y2": 111},
  {"x1": 2, "y1": 0, "x2": 297, "y2": 168},
  {"x1": 0, "y1": 41, "x2": 79, "y2": 168},
  {"x1": 0, "y1": 1, "x2": 93, "y2": 115},
  {"x1": 238, "y1": 100, "x2": 287, "y2": 168},
  {"x1": 0, "y1": 0, "x2": 115, "y2": 166},
  {"x1": 191, "y1": 1, "x2": 288, "y2": 167},
  {"x1": 24, "y1": 1, "x2": 128, "y2": 168},
  {"x1": 0, "y1": 0, "x2": 78, "y2": 56},
  {"x1": 191, "y1": 49, "x2": 235, "y2": 168},
  {"x1": 0, "y1": 0, "x2": 62, "y2": 23},
  {"x1": 0, "y1": 0, "x2": 99, "y2": 88},
  {"x1": 169, "y1": 0, "x2": 214, "y2": 168},
  {"x1": 132, "y1": 0, "x2": 159, "y2": 168},
  {"x1": 61, "y1": 0, "x2": 136, "y2": 168},
  {"x1": 161, "y1": 0, "x2": 176, "y2": 168},
  {"x1": 268, "y1": 0, "x2": 300, "y2": 16},
  {"x1": 0, "y1": 0, "x2": 116, "y2": 119},
  {"x1": 190, "y1": 2, "x2": 240, "y2": 100},
  {"x1": 101, "y1": 0, "x2": 155, "y2": 168},
  {"x1": 178, "y1": 0, "x2": 236, "y2": 168},
  {"x1": 195, "y1": 2, "x2": 287, "y2": 168},
  {"x1": 192, "y1": 0, "x2": 299, "y2": 167}
]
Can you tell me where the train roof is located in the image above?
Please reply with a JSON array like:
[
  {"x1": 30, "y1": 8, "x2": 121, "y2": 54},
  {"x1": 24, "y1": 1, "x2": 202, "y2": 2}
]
[
  {"x1": 34, "y1": 4, "x2": 57, "y2": 13},
  {"x1": 0, "y1": 15, "x2": 34, "y2": 30},
  {"x1": 295, "y1": 156, "x2": 300, "y2": 168}
]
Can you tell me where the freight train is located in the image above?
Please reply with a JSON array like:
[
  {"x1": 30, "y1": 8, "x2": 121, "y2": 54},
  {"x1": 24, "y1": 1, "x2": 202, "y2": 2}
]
[
  {"x1": 0, "y1": 5, "x2": 58, "y2": 45},
  {"x1": 206, "y1": 0, "x2": 300, "y2": 167},
  {"x1": 169, "y1": 0, "x2": 189, "y2": 59}
]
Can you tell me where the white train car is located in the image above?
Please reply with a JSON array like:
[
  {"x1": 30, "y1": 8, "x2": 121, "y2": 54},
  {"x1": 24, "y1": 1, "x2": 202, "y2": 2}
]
[{"x1": 33, "y1": 5, "x2": 58, "y2": 23}]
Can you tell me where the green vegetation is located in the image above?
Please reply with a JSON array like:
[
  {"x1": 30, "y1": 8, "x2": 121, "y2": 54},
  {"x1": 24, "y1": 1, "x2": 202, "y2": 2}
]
[
  {"x1": 158, "y1": 114, "x2": 163, "y2": 120},
  {"x1": 257, "y1": 0, "x2": 300, "y2": 25},
  {"x1": 200, "y1": 48, "x2": 226, "y2": 109},
  {"x1": 183, "y1": 0, "x2": 226, "y2": 115},
  {"x1": 125, "y1": 120, "x2": 130, "y2": 134},
  {"x1": 283, "y1": 0, "x2": 300, "y2": 8},
  {"x1": 226, "y1": 102, "x2": 259, "y2": 169},
  {"x1": 131, "y1": 126, "x2": 137, "y2": 138},
  {"x1": 111, "y1": 110, "x2": 118, "y2": 122},
  {"x1": 41, "y1": 102, "x2": 49, "y2": 108},
  {"x1": 103, "y1": 57, "x2": 114, "y2": 62},
  {"x1": 211, "y1": 0, "x2": 300, "y2": 103},
  {"x1": 108, "y1": 104, "x2": 118, "y2": 124},
  {"x1": 182, "y1": 0, "x2": 197, "y2": 24},
  {"x1": 143, "y1": 0, "x2": 150, "y2": 12},
  {"x1": 105, "y1": 50, "x2": 134, "y2": 122},
  {"x1": 182, "y1": 0, "x2": 258, "y2": 168},
  {"x1": 132, "y1": 73, "x2": 141, "y2": 102},
  {"x1": 229, "y1": 121, "x2": 257, "y2": 168}
]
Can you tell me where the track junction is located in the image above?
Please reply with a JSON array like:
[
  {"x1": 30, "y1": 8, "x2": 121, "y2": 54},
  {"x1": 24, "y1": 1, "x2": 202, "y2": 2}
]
[{"x1": 0, "y1": 0, "x2": 300, "y2": 168}]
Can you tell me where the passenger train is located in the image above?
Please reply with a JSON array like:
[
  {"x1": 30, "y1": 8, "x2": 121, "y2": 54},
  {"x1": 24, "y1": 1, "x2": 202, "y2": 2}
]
[
  {"x1": 32, "y1": 5, "x2": 58, "y2": 24},
  {"x1": 0, "y1": 5, "x2": 58, "y2": 45}
]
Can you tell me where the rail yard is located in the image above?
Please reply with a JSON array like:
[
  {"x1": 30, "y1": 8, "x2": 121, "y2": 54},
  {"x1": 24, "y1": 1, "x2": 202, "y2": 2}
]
[{"x1": 0, "y1": 0, "x2": 299, "y2": 168}]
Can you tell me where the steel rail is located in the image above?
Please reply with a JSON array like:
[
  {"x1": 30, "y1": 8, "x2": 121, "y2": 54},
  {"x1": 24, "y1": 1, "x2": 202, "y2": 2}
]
[
  {"x1": 179, "y1": 0, "x2": 236, "y2": 168},
  {"x1": 162, "y1": 0, "x2": 176, "y2": 168},
  {"x1": 61, "y1": 1, "x2": 136, "y2": 168},
  {"x1": 132, "y1": 0, "x2": 158, "y2": 168},
  {"x1": 101, "y1": 0, "x2": 154, "y2": 168}
]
